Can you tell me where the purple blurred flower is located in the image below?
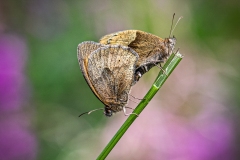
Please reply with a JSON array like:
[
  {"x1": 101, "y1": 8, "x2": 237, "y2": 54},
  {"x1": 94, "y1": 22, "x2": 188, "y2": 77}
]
[
  {"x1": 0, "y1": 118, "x2": 37, "y2": 160},
  {"x1": 0, "y1": 34, "x2": 27, "y2": 112},
  {"x1": 0, "y1": 34, "x2": 37, "y2": 160}
]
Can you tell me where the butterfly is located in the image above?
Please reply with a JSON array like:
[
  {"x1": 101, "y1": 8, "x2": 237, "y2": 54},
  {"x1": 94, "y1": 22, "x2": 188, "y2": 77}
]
[
  {"x1": 99, "y1": 14, "x2": 182, "y2": 81},
  {"x1": 77, "y1": 41, "x2": 139, "y2": 117},
  {"x1": 99, "y1": 30, "x2": 176, "y2": 81}
]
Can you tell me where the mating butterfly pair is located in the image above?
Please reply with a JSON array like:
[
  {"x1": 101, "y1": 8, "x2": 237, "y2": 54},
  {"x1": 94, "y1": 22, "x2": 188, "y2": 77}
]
[{"x1": 78, "y1": 29, "x2": 176, "y2": 117}]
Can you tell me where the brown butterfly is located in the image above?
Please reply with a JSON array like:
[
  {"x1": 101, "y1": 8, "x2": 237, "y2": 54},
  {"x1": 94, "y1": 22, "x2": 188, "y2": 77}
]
[
  {"x1": 100, "y1": 30, "x2": 176, "y2": 81},
  {"x1": 99, "y1": 14, "x2": 182, "y2": 81},
  {"x1": 77, "y1": 41, "x2": 139, "y2": 117}
]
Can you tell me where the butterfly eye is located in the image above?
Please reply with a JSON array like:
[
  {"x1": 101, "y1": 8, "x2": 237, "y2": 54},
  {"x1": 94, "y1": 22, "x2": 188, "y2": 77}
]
[{"x1": 168, "y1": 37, "x2": 176, "y2": 46}]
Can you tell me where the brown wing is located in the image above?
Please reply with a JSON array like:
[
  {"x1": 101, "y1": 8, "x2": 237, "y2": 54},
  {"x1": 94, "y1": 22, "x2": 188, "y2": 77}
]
[
  {"x1": 86, "y1": 45, "x2": 139, "y2": 106},
  {"x1": 100, "y1": 30, "x2": 137, "y2": 46},
  {"x1": 77, "y1": 41, "x2": 103, "y2": 101},
  {"x1": 99, "y1": 30, "x2": 166, "y2": 67},
  {"x1": 128, "y1": 30, "x2": 166, "y2": 66}
]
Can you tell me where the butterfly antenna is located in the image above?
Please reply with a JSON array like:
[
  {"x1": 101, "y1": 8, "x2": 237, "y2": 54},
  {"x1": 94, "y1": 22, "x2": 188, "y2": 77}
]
[
  {"x1": 169, "y1": 13, "x2": 176, "y2": 38},
  {"x1": 170, "y1": 15, "x2": 183, "y2": 38},
  {"x1": 78, "y1": 108, "x2": 104, "y2": 117}
]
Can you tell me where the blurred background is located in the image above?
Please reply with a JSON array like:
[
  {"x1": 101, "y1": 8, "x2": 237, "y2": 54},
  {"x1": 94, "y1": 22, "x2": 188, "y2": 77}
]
[{"x1": 0, "y1": 0, "x2": 240, "y2": 160}]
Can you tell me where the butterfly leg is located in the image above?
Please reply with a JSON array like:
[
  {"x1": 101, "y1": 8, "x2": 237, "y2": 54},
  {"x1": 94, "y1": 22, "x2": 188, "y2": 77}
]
[
  {"x1": 152, "y1": 62, "x2": 168, "y2": 76},
  {"x1": 129, "y1": 94, "x2": 145, "y2": 100},
  {"x1": 157, "y1": 63, "x2": 168, "y2": 76},
  {"x1": 123, "y1": 106, "x2": 139, "y2": 117},
  {"x1": 129, "y1": 98, "x2": 139, "y2": 104},
  {"x1": 144, "y1": 59, "x2": 168, "y2": 76}
]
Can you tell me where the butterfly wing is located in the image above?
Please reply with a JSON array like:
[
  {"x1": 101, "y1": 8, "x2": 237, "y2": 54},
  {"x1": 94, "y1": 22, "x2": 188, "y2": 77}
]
[
  {"x1": 99, "y1": 30, "x2": 166, "y2": 66},
  {"x1": 128, "y1": 30, "x2": 165, "y2": 66},
  {"x1": 100, "y1": 30, "x2": 137, "y2": 46},
  {"x1": 86, "y1": 45, "x2": 139, "y2": 108},
  {"x1": 77, "y1": 41, "x2": 103, "y2": 101},
  {"x1": 99, "y1": 30, "x2": 172, "y2": 83}
]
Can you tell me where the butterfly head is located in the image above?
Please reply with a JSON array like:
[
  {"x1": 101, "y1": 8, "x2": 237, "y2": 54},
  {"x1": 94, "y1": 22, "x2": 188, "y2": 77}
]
[
  {"x1": 104, "y1": 107, "x2": 113, "y2": 117},
  {"x1": 165, "y1": 36, "x2": 176, "y2": 54}
]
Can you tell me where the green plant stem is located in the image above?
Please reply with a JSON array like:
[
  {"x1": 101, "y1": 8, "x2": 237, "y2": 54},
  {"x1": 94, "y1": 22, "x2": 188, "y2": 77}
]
[{"x1": 97, "y1": 52, "x2": 183, "y2": 160}]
